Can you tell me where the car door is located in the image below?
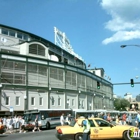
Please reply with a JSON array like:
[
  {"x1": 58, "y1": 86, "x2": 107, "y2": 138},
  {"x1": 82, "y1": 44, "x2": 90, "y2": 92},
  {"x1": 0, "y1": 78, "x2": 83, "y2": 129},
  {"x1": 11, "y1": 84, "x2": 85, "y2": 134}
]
[
  {"x1": 88, "y1": 119, "x2": 100, "y2": 139},
  {"x1": 93, "y1": 119, "x2": 119, "y2": 139}
]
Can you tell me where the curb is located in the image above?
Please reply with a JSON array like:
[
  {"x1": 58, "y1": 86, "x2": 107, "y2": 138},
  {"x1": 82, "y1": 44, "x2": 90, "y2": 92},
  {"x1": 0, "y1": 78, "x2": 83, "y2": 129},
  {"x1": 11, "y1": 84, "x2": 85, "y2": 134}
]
[
  {"x1": 0, "y1": 134, "x2": 8, "y2": 137},
  {"x1": 3, "y1": 129, "x2": 20, "y2": 134}
]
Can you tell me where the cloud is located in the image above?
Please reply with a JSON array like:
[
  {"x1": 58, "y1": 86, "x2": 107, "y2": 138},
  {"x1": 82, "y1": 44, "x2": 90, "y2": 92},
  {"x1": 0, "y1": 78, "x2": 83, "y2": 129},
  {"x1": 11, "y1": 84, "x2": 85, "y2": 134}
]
[
  {"x1": 102, "y1": 30, "x2": 140, "y2": 44},
  {"x1": 100, "y1": 0, "x2": 140, "y2": 44}
]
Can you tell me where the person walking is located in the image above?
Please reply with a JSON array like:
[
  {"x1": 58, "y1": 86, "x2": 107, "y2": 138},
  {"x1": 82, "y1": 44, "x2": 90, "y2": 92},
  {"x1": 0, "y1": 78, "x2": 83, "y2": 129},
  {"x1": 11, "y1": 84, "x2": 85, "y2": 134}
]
[
  {"x1": 82, "y1": 115, "x2": 91, "y2": 140},
  {"x1": 127, "y1": 113, "x2": 132, "y2": 125},
  {"x1": 60, "y1": 113, "x2": 65, "y2": 126},
  {"x1": 98, "y1": 112, "x2": 103, "y2": 118},
  {"x1": 2, "y1": 116, "x2": 7, "y2": 131},
  {"x1": 135, "y1": 111, "x2": 140, "y2": 129},
  {"x1": 32, "y1": 115, "x2": 41, "y2": 132},
  {"x1": 116, "y1": 115, "x2": 122, "y2": 125},
  {"x1": 6, "y1": 116, "x2": 10, "y2": 131},
  {"x1": 8, "y1": 117, "x2": 13, "y2": 134},
  {"x1": 103, "y1": 113, "x2": 107, "y2": 120},
  {"x1": 13, "y1": 116, "x2": 21, "y2": 130},
  {"x1": 0, "y1": 117, "x2": 3, "y2": 125},
  {"x1": 107, "y1": 113, "x2": 112, "y2": 122},
  {"x1": 19, "y1": 116, "x2": 26, "y2": 133},
  {"x1": 65, "y1": 114, "x2": 71, "y2": 125},
  {"x1": 122, "y1": 113, "x2": 127, "y2": 125}
]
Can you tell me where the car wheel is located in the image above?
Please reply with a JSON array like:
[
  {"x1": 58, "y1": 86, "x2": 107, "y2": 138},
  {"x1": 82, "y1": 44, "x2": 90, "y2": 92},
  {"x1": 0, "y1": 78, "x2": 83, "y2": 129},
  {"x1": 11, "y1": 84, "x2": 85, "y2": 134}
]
[
  {"x1": 46, "y1": 122, "x2": 50, "y2": 130},
  {"x1": 123, "y1": 131, "x2": 130, "y2": 140},
  {"x1": 75, "y1": 133, "x2": 83, "y2": 140}
]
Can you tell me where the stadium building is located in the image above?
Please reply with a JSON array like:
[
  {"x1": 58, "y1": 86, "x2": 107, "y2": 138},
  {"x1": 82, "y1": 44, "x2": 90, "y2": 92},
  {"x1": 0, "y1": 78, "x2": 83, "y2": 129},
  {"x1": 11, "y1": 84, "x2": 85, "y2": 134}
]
[{"x1": 0, "y1": 24, "x2": 114, "y2": 116}]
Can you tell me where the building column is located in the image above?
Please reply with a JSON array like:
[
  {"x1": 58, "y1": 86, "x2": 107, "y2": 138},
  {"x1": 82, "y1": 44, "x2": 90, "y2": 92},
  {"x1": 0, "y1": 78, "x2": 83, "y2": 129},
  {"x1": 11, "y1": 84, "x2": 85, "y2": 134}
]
[
  {"x1": 64, "y1": 92, "x2": 66, "y2": 109},
  {"x1": 0, "y1": 85, "x2": 2, "y2": 110},
  {"x1": 93, "y1": 93, "x2": 95, "y2": 109}
]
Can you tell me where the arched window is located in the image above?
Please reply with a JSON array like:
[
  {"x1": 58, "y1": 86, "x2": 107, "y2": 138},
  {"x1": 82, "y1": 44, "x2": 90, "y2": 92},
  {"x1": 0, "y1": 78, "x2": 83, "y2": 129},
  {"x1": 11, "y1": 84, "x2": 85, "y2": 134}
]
[
  {"x1": 29, "y1": 44, "x2": 45, "y2": 56},
  {"x1": 58, "y1": 97, "x2": 61, "y2": 106},
  {"x1": 50, "y1": 96, "x2": 55, "y2": 106}
]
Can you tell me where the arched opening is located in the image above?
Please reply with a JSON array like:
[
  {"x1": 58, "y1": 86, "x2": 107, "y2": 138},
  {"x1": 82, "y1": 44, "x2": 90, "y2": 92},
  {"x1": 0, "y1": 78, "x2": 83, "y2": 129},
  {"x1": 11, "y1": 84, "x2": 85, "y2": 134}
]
[{"x1": 29, "y1": 44, "x2": 45, "y2": 56}]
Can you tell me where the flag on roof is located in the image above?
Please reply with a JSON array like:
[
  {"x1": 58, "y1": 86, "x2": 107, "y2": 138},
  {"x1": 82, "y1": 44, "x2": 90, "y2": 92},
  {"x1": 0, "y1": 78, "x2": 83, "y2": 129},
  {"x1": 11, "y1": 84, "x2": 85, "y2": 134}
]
[{"x1": 88, "y1": 64, "x2": 91, "y2": 67}]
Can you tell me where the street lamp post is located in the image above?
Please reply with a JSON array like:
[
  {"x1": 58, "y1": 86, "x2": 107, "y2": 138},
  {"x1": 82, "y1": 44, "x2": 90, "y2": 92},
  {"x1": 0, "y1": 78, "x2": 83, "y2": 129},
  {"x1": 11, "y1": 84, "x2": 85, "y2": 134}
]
[
  {"x1": 93, "y1": 93, "x2": 96, "y2": 109},
  {"x1": 24, "y1": 95, "x2": 27, "y2": 112},
  {"x1": 102, "y1": 95, "x2": 105, "y2": 109},
  {"x1": 120, "y1": 45, "x2": 140, "y2": 48},
  {"x1": 113, "y1": 98, "x2": 116, "y2": 110},
  {"x1": 0, "y1": 84, "x2": 2, "y2": 110}
]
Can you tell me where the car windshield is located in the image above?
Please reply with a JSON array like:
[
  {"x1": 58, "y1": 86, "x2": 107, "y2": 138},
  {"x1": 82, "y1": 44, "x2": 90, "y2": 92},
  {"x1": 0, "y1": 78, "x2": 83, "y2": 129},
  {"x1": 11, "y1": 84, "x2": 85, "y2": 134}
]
[
  {"x1": 95, "y1": 119, "x2": 112, "y2": 127},
  {"x1": 68, "y1": 117, "x2": 76, "y2": 127},
  {"x1": 24, "y1": 113, "x2": 41, "y2": 122}
]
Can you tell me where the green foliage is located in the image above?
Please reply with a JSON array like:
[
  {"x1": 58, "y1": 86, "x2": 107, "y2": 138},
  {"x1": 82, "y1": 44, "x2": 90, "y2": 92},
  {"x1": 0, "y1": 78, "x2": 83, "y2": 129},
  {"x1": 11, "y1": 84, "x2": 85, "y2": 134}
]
[{"x1": 114, "y1": 98, "x2": 130, "y2": 111}]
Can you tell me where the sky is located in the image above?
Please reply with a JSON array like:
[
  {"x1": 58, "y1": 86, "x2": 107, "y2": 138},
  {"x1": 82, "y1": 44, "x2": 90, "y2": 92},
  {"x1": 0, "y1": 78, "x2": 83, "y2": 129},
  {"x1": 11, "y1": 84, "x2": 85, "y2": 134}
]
[{"x1": 0, "y1": 0, "x2": 140, "y2": 97}]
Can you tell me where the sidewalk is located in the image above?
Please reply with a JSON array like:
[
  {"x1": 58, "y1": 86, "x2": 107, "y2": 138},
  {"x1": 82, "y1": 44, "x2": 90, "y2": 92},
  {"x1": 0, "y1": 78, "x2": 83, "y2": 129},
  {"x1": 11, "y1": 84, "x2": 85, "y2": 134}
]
[{"x1": 3, "y1": 129, "x2": 20, "y2": 134}]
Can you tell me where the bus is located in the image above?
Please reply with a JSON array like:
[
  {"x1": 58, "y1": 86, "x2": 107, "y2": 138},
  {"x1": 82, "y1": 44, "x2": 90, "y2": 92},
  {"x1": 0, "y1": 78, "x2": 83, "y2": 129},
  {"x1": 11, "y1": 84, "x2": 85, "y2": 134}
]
[
  {"x1": 24, "y1": 109, "x2": 72, "y2": 130},
  {"x1": 119, "y1": 111, "x2": 138, "y2": 119},
  {"x1": 72, "y1": 109, "x2": 120, "y2": 121},
  {"x1": 24, "y1": 109, "x2": 108, "y2": 130},
  {"x1": 24, "y1": 109, "x2": 137, "y2": 130},
  {"x1": 72, "y1": 109, "x2": 107, "y2": 118}
]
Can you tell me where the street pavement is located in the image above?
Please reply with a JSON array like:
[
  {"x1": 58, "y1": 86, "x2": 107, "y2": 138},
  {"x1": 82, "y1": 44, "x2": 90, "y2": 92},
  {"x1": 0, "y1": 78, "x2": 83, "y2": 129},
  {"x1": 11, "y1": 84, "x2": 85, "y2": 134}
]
[{"x1": 0, "y1": 129, "x2": 58, "y2": 140}]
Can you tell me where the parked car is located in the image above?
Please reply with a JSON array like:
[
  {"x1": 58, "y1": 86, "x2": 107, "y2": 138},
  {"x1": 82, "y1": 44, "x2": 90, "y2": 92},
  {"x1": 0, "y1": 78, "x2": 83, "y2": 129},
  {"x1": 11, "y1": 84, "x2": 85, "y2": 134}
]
[
  {"x1": 55, "y1": 117, "x2": 137, "y2": 140},
  {"x1": 0, "y1": 124, "x2": 5, "y2": 134}
]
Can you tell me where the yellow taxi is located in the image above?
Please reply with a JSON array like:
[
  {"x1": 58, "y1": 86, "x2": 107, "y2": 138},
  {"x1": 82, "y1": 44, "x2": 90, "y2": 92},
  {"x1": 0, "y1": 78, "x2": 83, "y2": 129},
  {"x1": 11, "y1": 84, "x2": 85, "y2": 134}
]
[{"x1": 55, "y1": 117, "x2": 137, "y2": 140}]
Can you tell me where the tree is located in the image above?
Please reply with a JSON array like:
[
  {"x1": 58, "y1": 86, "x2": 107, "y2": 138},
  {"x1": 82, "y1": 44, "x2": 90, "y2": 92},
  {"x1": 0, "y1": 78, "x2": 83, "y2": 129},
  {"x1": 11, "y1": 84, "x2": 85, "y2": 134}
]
[{"x1": 114, "y1": 98, "x2": 130, "y2": 111}]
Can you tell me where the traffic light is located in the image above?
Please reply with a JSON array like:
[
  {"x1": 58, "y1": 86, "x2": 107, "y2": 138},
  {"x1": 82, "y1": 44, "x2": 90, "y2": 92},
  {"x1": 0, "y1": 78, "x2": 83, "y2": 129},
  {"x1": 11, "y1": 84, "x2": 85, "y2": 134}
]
[
  {"x1": 97, "y1": 81, "x2": 100, "y2": 89},
  {"x1": 130, "y1": 79, "x2": 134, "y2": 87}
]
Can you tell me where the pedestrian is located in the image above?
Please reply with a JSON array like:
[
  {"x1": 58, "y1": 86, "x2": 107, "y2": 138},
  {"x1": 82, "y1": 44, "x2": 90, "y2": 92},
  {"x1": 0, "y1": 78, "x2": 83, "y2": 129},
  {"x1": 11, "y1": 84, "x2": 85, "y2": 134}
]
[
  {"x1": 32, "y1": 115, "x2": 41, "y2": 132},
  {"x1": 6, "y1": 116, "x2": 10, "y2": 130},
  {"x1": 65, "y1": 114, "x2": 71, "y2": 125},
  {"x1": 0, "y1": 117, "x2": 3, "y2": 125},
  {"x1": 14, "y1": 116, "x2": 21, "y2": 130},
  {"x1": 2, "y1": 116, "x2": 7, "y2": 129},
  {"x1": 127, "y1": 114, "x2": 132, "y2": 125},
  {"x1": 122, "y1": 113, "x2": 127, "y2": 125},
  {"x1": 135, "y1": 111, "x2": 140, "y2": 129},
  {"x1": 103, "y1": 113, "x2": 107, "y2": 120},
  {"x1": 60, "y1": 113, "x2": 65, "y2": 126},
  {"x1": 115, "y1": 115, "x2": 118, "y2": 121},
  {"x1": 98, "y1": 112, "x2": 103, "y2": 118},
  {"x1": 91, "y1": 114, "x2": 94, "y2": 118},
  {"x1": 8, "y1": 117, "x2": 13, "y2": 134},
  {"x1": 19, "y1": 116, "x2": 26, "y2": 133},
  {"x1": 82, "y1": 115, "x2": 91, "y2": 140},
  {"x1": 116, "y1": 115, "x2": 122, "y2": 125},
  {"x1": 107, "y1": 113, "x2": 112, "y2": 122}
]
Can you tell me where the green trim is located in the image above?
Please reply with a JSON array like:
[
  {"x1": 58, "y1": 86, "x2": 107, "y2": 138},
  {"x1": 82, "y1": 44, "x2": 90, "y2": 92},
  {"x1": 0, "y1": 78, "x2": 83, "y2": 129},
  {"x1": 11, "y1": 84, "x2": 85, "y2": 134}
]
[
  {"x1": 26, "y1": 57, "x2": 28, "y2": 110},
  {"x1": 0, "y1": 52, "x2": 113, "y2": 96},
  {"x1": 0, "y1": 54, "x2": 1, "y2": 110},
  {"x1": 0, "y1": 52, "x2": 112, "y2": 86},
  {"x1": 48, "y1": 61, "x2": 50, "y2": 88},
  {"x1": 0, "y1": 54, "x2": 1, "y2": 84}
]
